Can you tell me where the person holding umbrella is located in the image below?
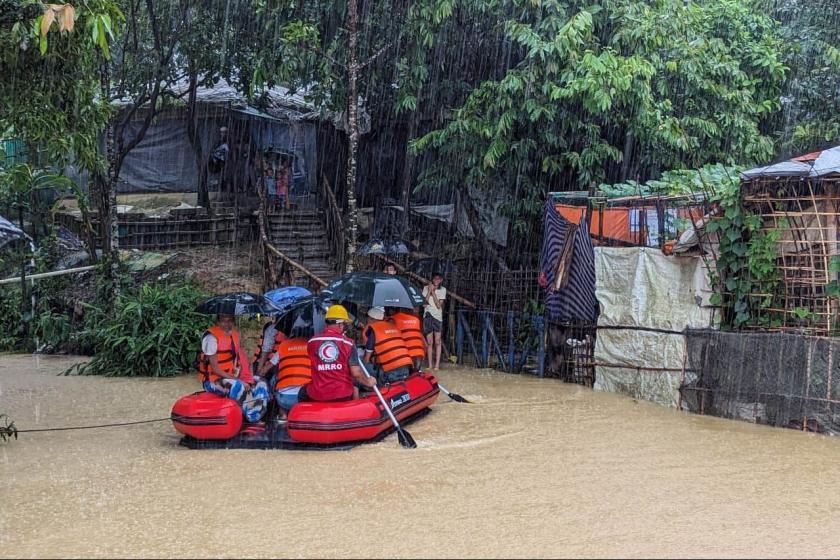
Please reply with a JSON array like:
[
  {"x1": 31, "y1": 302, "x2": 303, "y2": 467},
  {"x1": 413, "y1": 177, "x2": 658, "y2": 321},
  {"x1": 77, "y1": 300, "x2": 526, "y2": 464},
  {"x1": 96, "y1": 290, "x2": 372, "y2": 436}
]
[
  {"x1": 298, "y1": 304, "x2": 376, "y2": 403},
  {"x1": 198, "y1": 314, "x2": 270, "y2": 423}
]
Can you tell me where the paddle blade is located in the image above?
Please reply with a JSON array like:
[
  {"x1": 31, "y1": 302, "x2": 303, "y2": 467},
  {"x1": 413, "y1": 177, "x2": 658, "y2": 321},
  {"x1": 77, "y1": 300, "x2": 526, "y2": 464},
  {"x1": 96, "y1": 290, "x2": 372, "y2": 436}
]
[
  {"x1": 447, "y1": 392, "x2": 471, "y2": 404},
  {"x1": 397, "y1": 427, "x2": 417, "y2": 449}
]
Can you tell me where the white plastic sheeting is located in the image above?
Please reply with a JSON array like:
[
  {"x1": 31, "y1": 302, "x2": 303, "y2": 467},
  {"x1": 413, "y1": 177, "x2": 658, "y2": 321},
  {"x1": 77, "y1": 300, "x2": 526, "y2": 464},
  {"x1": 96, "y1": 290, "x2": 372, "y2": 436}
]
[
  {"x1": 593, "y1": 248, "x2": 715, "y2": 407},
  {"x1": 741, "y1": 145, "x2": 840, "y2": 179}
]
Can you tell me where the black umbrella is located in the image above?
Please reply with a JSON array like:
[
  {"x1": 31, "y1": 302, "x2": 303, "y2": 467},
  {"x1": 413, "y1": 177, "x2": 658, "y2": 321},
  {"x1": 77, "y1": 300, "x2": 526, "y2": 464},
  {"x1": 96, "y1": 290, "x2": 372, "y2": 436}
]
[
  {"x1": 358, "y1": 237, "x2": 411, "y2": 256},
  {"x1": 320, "y1": 271, "x2": 424, "y2": 309},
  {"x1": 407, "y1": 257, "x2": 456, "y2": 277},
  {"x1": 274, "y1": 296, "x2": 326, "y2": 338},
  {"x1": 274, "y1": 295, "x2": 361, "y2": 337},
  {"x1": 196, "y1": 292, "x2": 280, "y2": 316}
]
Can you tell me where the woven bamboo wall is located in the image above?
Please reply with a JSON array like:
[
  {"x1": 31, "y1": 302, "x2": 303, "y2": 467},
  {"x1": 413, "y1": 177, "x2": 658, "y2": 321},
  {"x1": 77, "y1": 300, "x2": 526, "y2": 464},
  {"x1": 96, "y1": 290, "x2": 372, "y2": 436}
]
[
  {"x1": 55, "y1": 212, "x2": 241, "y2": 250},
  {"x1": 741, "y1": 176, "x2": 840, "y2": 334}
]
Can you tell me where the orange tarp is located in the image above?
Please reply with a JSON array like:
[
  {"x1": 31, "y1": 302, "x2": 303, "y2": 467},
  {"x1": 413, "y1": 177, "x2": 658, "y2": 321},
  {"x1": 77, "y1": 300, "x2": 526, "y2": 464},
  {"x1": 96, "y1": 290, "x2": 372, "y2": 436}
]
[
  {"x1": 555, "y1": 204, "x2": 635, "y2": 244},
  {"x1": 554, "y1": 203, "x2": 705, "y2": 246}
]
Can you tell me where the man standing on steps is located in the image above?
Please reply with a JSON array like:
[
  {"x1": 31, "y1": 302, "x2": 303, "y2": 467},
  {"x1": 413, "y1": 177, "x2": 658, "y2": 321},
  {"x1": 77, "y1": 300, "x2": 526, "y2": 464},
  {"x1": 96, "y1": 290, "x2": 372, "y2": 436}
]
[{"x1": 422, "y1": 272, "x2": 446, "y2": 371}]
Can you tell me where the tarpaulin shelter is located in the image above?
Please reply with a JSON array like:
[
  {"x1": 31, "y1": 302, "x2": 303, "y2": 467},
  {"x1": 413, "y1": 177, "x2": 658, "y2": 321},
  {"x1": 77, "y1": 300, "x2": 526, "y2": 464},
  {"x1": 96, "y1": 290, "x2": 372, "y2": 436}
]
[
  {"x1": 81, "y1": 79, "x2": 320, "y2": 195},
  {"x1": 551, "y1": 193, "x2": 706, "y2": 248},
  {"x1": 593, "y1": 247, "x2": 715, "y2": 407}
]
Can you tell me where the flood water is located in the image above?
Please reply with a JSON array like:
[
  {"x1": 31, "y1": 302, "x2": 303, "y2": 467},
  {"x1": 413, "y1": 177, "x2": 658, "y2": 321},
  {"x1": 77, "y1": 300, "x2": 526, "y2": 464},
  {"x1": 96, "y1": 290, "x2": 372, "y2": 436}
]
[{"x1": 2, "y1": 354, "x2": 840, "y2": 558}]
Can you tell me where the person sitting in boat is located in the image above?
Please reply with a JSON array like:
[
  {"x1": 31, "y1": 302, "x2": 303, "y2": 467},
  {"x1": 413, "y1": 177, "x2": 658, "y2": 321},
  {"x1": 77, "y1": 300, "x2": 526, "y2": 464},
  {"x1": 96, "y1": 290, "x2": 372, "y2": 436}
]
[
  {"x1": 362, "y1": 306, "x2": 414, "y2": 384},
  {"x1": 198, "y1": 314, "x2": 270, "y2": 423},
  {"x1": 297, "y1": 304, "x2": 376, "y2": 403},
  {"x1": 386, "y1": 307, "x2": 425, "y2": 372},
  {"x1": 265, "y1": 335, "x2": 312, "y2": 421},
  {"x1": 253, "y1": 316, "x2": 288, "y2": 378}
]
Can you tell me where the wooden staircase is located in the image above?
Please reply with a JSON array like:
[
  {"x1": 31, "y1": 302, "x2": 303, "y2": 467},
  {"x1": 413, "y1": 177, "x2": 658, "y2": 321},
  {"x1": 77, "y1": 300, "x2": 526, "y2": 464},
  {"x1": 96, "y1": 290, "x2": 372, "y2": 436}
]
[{"x1": 267, "y1": 207, "x2": 338, "y2": 289}]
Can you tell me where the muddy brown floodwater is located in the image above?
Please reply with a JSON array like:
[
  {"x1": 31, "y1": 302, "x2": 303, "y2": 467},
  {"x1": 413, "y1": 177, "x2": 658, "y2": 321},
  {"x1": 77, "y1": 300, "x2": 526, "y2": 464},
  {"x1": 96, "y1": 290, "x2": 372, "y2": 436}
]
[{"x1": 2, "y1": 354, "x2": 840, "y2": 558}]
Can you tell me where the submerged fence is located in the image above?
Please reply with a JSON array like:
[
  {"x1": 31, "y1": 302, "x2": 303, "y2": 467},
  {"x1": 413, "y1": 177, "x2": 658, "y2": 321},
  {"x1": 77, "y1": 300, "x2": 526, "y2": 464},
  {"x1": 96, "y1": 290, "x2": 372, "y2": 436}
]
[
  {"x1": 681, "y1": 329, "x2": 840, "y2": 435},
  {"x1": 447, "y1": 310, "x2": 596, "y2": 386},
  {"x1": 451, "y1": 313, "x2": 840, "y2": 435}
]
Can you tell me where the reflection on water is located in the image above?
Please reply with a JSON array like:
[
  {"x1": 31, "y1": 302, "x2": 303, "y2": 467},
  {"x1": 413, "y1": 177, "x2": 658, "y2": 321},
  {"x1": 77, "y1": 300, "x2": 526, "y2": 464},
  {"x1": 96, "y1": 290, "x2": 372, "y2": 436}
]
[{"x1": 2, "y1": 354, "x2": 840, "y2": 558}]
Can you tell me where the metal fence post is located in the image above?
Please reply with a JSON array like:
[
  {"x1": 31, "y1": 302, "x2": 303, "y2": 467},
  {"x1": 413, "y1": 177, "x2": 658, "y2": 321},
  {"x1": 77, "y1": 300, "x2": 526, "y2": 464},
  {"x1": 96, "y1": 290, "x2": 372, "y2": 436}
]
[
  {"x1": 536, "y1": 316, "x2": 545, "y2": 378},
  {"x1": 507, "y1": 311, "x2": 515, "y2": 373}
]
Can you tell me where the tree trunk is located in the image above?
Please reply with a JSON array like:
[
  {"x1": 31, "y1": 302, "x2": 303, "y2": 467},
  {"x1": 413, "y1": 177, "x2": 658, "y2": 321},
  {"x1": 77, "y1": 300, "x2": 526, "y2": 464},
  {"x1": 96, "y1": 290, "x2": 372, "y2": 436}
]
[
  {"x1": 97, "y1": 56, "x2": 120, "y2": 300},
  {"x1": 619, "y1": 131, "x2": 634, "y2": 182},
  {"x1": 344, "y1": 0, "x2": 360, "y2": 273},
  {"x1": 458, "y1": 183, "x2": 510, "y2": 272},
  {"x1": 186, "y1": 65, "x2": 209, "y2": 210},
  {"x1": 400, "y1": 116, "x2": 418, "y2": 236}
]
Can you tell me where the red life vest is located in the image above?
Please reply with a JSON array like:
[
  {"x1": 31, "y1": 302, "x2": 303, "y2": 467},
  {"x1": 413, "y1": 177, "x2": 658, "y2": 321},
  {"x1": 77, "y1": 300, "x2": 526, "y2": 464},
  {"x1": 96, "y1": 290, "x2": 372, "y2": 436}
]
[
  {"x1": 274, "y1": 337, "x2": 312, "y2": 391},
  {"x1": 369, "y1": 321, "x2": 414, "y2": 372},
  {"x1": 306, "y1": 326, "x2": 356, "y2": 401},
  {"x1": 197, "y1": 326, "x2": 241, "y2": 384},
  {"x1": 391, "y1": 312, "x2": 425, "y2": 360},
  {"x1": 253, "y1": 321, "x2": 288, "y2": 364}
]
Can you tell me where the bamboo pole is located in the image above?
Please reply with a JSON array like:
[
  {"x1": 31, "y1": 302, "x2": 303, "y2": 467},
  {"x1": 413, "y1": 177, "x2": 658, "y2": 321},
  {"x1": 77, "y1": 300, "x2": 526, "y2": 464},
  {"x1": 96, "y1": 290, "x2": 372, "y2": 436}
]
[
  {"x1": 376, "y1": 254, "x2": 476, "y2": 308},
  {"x1": 264, "y1": 241, "x2": 328, "y2": 288},
  {"x1": 0, "y1": 265, "x2": 97, "y2": 285}
]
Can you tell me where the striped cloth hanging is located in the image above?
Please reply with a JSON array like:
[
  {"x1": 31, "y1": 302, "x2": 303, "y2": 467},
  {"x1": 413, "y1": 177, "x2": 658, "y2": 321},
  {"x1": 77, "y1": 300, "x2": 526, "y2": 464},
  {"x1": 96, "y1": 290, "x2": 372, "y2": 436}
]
[
  {"x1": 540, "y1": 200, "x2": 598, "y2": 324},
  {"x1": 0, "y1": 215, "x2": 31, "y2": 249}
]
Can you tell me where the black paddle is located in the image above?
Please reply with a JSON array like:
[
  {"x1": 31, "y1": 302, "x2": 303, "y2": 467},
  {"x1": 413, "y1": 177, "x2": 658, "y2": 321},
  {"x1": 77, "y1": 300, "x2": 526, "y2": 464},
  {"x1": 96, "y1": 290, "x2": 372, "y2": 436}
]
[
  {"x1": 358, "y1": 360, "x2": 417, "y2": 449},
  {"x1": 437, "y1": 383, "x2": 471, "y2": 403}
]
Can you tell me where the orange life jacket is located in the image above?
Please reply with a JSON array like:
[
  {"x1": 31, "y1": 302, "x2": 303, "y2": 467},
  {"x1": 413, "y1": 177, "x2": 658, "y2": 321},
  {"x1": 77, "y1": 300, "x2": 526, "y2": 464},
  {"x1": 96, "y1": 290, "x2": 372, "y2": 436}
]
[
  {"x1": 197, "y1": 326, "x2": 241, "y2": 383},
  {"x1": 253, "y1": 322, "x2": 288, "y2": 364},
  {"x1": 391, "y1": 312, "x2": 425, "y2": 360},
  {"x1": 274, "y1": 337, "x2": 313, "y2": 391},
  {"x1": 369, "y1": 321, "x2": 414, "y2": 373}
]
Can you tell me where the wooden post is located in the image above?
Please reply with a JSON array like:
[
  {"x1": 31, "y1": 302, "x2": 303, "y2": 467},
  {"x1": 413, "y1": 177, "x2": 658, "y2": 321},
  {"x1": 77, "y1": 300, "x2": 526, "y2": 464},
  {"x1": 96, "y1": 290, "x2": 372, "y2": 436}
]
[
  {"x1": 677, "y1": 334, "x2": 688, "y2": 411},
  {"x1": 480, "y1": 310, "x2": 489, "y2": 368},
  {"x1": 456, "y1": 309, "x2": 465, "y2": 365},
  {"x1": 536, "y1": 316, "x2": 545, "y2": 378},
  {"x1": 508, "y1": 310, "x2": 515, "y2": 373}
]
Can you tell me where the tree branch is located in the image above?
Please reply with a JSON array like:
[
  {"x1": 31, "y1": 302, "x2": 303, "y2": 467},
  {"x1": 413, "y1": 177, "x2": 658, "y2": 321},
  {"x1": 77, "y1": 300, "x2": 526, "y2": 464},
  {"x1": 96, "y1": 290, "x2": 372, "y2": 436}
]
[{"x1": 358, "y1": 42, "x2": 391, "y2": 71}]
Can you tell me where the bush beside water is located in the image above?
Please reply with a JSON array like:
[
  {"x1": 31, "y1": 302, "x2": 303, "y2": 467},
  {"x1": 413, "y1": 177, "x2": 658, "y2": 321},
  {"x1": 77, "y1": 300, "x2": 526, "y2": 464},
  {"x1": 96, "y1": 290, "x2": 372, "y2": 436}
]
[
  {"x1": 70, "y1": 282, "x2": 209, "y2": 377},
  {"x1": 0, "y1": 276, "x2": 210, "y2": 377}
]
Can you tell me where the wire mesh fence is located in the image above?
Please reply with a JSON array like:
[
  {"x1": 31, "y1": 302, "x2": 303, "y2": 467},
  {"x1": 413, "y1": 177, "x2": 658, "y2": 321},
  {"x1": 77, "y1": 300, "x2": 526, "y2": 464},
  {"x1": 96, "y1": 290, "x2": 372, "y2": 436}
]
[{"x1": 681, "y1": 329, "x2": 840, "y2": 434}]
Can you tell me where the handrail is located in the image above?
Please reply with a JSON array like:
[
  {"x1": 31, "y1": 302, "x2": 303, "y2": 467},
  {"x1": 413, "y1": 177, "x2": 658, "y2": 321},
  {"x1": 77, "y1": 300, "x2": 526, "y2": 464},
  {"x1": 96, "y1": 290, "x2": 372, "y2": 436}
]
[
  {"x1": 257, "y1": 186, "x2": 327, "y2": 288},
  {"x1": 264, "y1": 240, "x2": 328, "y2": 288},
  {"x1": 321, "y1": 174, "x2": 346, "y2": 274}
]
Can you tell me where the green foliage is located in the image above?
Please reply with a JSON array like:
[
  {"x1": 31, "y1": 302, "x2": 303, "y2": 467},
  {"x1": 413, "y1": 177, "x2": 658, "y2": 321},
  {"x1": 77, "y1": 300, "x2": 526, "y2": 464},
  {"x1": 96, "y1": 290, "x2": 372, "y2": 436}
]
[
  {"x1": 705, "y1": 174, "x2": 784, "y2": 330},
  {"x1": 515, "y1": 298, "x2": 546, "y2": 348},
  {"x1": 598, "y1": 164, "x2": 743, "y2": 198},
  {"x1": 0, "y1": 284, "x2": 30, "y2": 351},
  {"x1": 0, "y1": 1, "x2": 121, "y2": 173},
  {"x1": 69, "y1": 282, "x2": 210, "y2": 377},
  {"x1": 764, "y1": 0, "x2": 840, "y2": 153},
  {"x1": 0, "y1": 414, "x2": 16, "y2": 442},
  {"x1": 410, "y1": 0, "x2": 785, "y2": 235}
]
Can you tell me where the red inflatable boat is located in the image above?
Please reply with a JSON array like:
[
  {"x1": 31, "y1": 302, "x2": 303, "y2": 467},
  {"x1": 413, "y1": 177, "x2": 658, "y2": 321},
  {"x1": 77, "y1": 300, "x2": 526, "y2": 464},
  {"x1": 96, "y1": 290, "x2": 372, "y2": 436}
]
[{"x1": 171, "y1": 372, "x2": 439, "y2": 450}]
